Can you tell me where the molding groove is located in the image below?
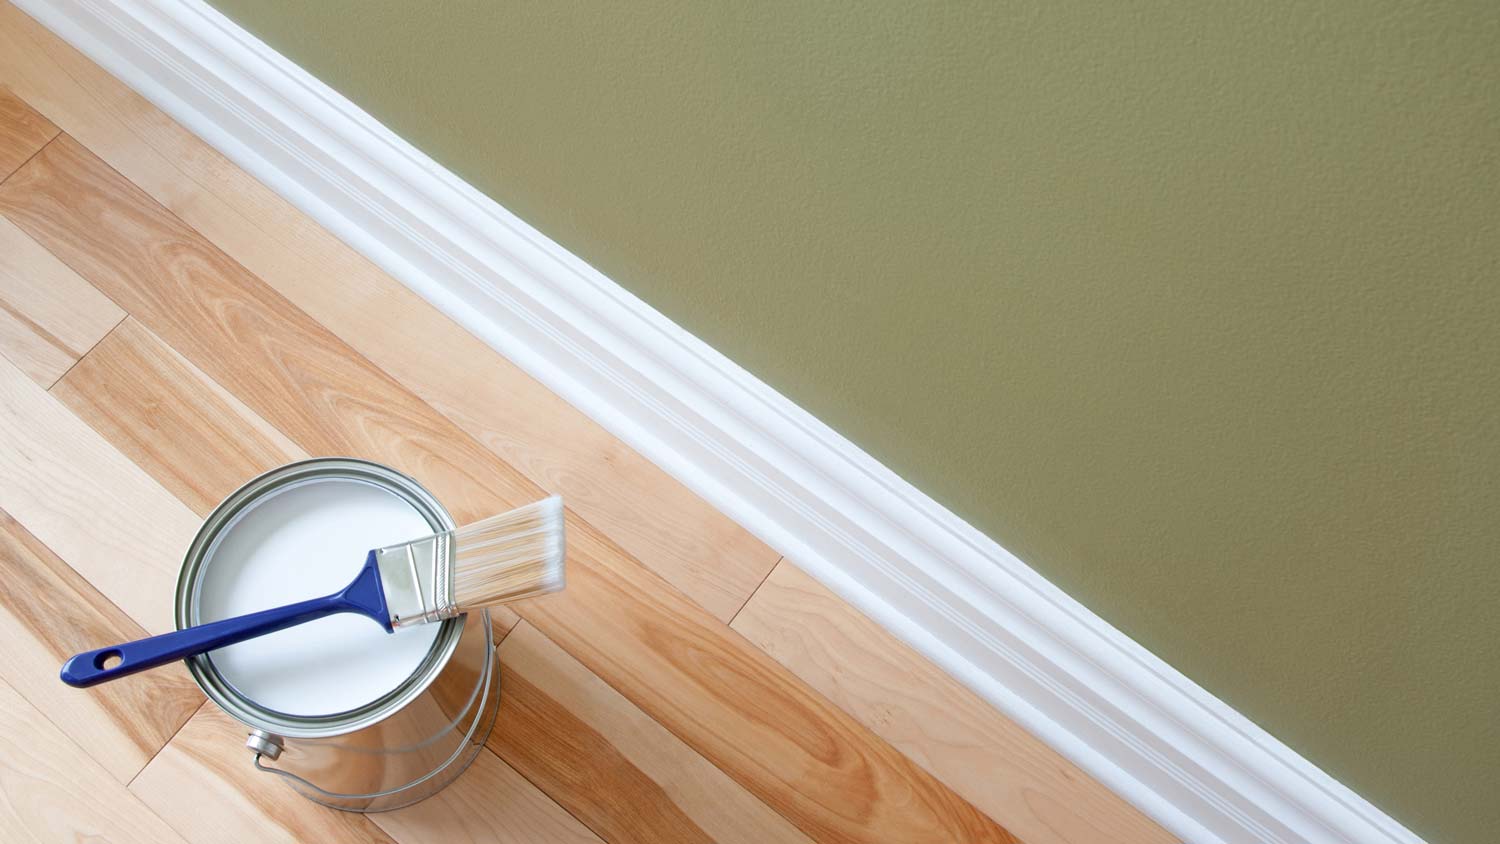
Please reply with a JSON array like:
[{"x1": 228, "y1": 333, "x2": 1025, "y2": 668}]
[{"x1": 18, "y1": 2, "x2": 1424, "y2": 842}]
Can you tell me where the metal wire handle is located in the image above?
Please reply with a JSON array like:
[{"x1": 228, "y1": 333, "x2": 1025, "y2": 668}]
[{"x1": 251, "y1": 646, "x2": 496, "y2": 809}]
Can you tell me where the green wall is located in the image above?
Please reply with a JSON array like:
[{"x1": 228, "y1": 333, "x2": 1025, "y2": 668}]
[{"x1": 209, "y1": 2, "x2": 1498, "y2": 840}]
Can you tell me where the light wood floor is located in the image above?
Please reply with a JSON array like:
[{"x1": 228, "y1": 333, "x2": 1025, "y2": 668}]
[{"x1": 0, "y1": 5, "x2": 1175, "y2": 842}]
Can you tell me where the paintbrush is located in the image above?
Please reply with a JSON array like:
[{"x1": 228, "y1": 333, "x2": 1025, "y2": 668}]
[{"x1": 60, "y1": 495, "x2": 565, "y2": 688}]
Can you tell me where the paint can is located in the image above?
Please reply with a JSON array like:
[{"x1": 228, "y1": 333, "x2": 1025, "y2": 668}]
[{"x1": 175, "y1": 457, "x2": 498, "y2": 811}]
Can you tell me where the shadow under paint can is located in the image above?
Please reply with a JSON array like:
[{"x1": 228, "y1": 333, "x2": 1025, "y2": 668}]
[{"x1": 175, "y1": 457, "x2": 498, "y2": 811}]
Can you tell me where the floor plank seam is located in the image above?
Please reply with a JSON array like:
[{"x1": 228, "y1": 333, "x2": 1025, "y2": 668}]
[
  {"x1": 126, "y1": 697, "x2": 209, "y2": 789},
  {"x1": 501, "y1": 614, "x2": 828, "y2": 843},
  {"x1": 0, "y1": 119, "x2": 59, "y2": 184},
  {"x1": 726, "y1": 556, "x2": 784, "y2": 627},
  {"x1": 0, "y1": 416, "x2": 159, "y2": 632},
  {"x1": 0, "y1": 292, "x2": 77, "y2": 363},
  {"x1": 45, "y1": 305, "x2": 127, "y2": 390},
  {"x1": 478, "y1": 739, "x2": 609, "y2": 844},
  {"x1": 0, "y1": 500, "x2": 206, "y2": 785},
  {"x1": 492, "y1": 618, "x2": 517, "y2": 648},
  {"x1": 485, "y1": 620, "x2": 615, "y2": 843}
]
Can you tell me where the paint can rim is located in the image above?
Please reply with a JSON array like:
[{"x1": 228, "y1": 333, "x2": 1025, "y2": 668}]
[{"x1": 175, "y1": 457, "x2": 466, "y2": 738}]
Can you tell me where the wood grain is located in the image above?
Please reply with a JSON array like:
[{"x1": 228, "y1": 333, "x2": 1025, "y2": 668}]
[
  {"x1": 0, "y1": 133, "x2": 540, "y2": 527},
  {"x1": 53, "y1": 317, "x2": 307, "y2": 515},
  {"x1": 0, "y1": 349, "x2": 200, "y2": 635},
  {"x1": 494, "y1": 670, "x2": 713, "y2": 844},
  {"x1": 372, "y1": 747, "x2": 604, "y2": 844},
  {"x1": 0, "y1": 85, "x2": 55, "y2": 180},
  {"x1": 526, "y1": 523, "x2": 1016, "y2": 844},
  {"x1": 0, "y1": 214, "x2": 123, "y2": 386},
  {"x1": 0, "y1": 1, "x2": 779, "y2": 621},
  {"x1": 0, "y1": 510, "x2": 202, "y2": 784},
  {"x1": 0, "y1": 677, "x2": 188, "y2": 844},
  {"x1": 0, "y1": 135, "x2": 1014, "y2": 842},
  {"x1": 494, "y1": 621, "x2": 810, "y2": 844},
  {"x1": 129, "y1": 705, "x2": 398, "y2": 844},
  {"x1": 735, "y1": 561, "x2": 1180, "y2": 844}
]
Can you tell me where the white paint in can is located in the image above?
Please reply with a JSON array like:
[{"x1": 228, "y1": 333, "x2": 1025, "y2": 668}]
[{"x1": 195, "y1": 476, "x2": 441, "y2": 716}]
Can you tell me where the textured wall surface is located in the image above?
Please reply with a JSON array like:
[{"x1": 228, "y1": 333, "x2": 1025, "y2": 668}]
[{"x1": 206, "y1": 2, "x2": 1499, "y2": 840}]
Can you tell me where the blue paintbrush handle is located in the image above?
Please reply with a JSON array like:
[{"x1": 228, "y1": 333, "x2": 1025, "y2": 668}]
[{"x1": 60, "y1": 553, "x2": 390, "y2": 688}]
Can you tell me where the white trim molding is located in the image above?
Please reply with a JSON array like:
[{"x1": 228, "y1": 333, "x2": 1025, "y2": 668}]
[{"x1": 19, "y1": 2, "x2": 1424, "y2": 842}]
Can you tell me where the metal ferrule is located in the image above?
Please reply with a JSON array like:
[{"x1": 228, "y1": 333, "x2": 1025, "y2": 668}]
[{"x1": 374, "y1": 531, "x2": 457, "y2": 628}]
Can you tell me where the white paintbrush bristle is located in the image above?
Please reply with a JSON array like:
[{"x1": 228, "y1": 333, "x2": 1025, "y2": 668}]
[{"x1": 451, "y1": 495, "x2": 565, "y2": 609}]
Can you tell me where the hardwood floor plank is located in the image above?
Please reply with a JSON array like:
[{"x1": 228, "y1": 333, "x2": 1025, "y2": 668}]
[
  {"x1": 401, "y1": 361, "x2": 777, "y2": 623},
  {"x1": 372, "y1": 747, "x2": 605, "y2": 844},
  {"x1": 734, "y1": 561, "x2": 1180, "y2": 844},
  {"x1": 0, "y1": 1, "x2": 779, "y2": 620},
  {"x1": 129, "y1": 705, "x2": 397, "y2": 844},
  {"x1": 494, "y1": 621, "x2": 811, "y2": 844},
  {"x1": 52, "y1": 317, "x2": 307, "y2": 515},
  {"x1": 0, "y1": 135, "x2": 1014, "y2": 842},
  {"x1": 0, "y1": 133, "x2": 541, "y2": 525},
  {"x1": 0, "y1": 349, "x2": 200, "y2": 635},
  {"x1": 524, "y1": 523, "x2": 1015, "y2": 844},
  {"x1": 0, "y1": 85, "x2": 55, "y2": 180},
  {"x1": 0, "y1": 214, "x2": 123, "y2": 386},
  {"x1": 0, "y1": 676, "x2": 188, "y2": 844},
  {"x1": 0, "y1": 510, "x2": 203, "y2": 784},
  {"x1": 495, "y1": 665, "x2": 712, "y2": 844}
]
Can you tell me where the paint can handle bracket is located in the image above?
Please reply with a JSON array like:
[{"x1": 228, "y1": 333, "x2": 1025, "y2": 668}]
[{"x1": 246, "y1": 729, "x2": 284, "y2": 761}]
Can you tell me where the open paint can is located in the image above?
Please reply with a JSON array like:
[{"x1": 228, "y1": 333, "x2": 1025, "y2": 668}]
[{"x1": 175, "y1": 457, "x2": 498, "y2": 811}]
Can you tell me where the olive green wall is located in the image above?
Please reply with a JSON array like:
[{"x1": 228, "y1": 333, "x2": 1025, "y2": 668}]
[{"x1": 209, "y1": 2, "x2": 1497, "y2": 840}]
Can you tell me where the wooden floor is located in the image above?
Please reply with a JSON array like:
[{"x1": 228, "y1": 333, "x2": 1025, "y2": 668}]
[{"x1": 0, "y1": 5, "x2": 1175, "y2": 843}]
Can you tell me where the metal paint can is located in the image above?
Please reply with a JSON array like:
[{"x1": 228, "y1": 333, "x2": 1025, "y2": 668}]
[{"x1": 175, "y1": 457, "x2": 498, "y2": 812}]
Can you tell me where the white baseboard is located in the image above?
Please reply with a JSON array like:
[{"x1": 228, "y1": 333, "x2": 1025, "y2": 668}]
[{"x1": 18, "y1": 1, "x2": 1424, "y2": 842}]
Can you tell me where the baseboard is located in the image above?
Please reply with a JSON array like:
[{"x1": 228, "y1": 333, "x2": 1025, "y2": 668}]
[{"x1": 17, "y1": 1, "x2": 1425, "y2": 842}]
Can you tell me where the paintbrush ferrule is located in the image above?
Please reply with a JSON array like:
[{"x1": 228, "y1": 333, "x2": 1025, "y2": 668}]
[{"x1": 374, "y1": 531, "x2": 459, "y2": 628}]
